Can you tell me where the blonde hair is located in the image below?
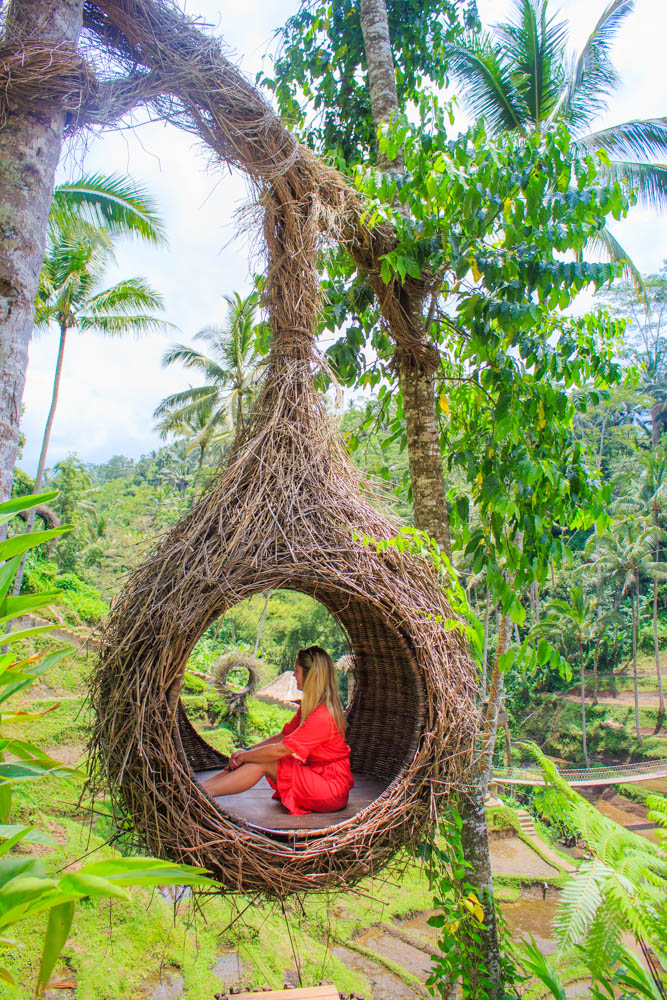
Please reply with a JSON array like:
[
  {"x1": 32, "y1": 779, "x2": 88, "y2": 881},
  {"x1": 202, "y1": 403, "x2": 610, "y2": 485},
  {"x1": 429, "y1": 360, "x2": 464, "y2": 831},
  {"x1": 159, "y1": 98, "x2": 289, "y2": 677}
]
[{"x1": 297, "y1": 645, "x2": 345, "y2": 733}]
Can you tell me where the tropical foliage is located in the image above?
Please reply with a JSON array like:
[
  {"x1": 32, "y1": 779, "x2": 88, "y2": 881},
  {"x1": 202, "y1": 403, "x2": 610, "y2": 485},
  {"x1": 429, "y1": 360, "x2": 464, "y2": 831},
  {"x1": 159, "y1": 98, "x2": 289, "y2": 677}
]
[
  {"x1": 0, "y1": 494, "x2": 214, "y2": 993},
  {"x1": 444, "y1": 0, "x2": 667, "y2": 281}
]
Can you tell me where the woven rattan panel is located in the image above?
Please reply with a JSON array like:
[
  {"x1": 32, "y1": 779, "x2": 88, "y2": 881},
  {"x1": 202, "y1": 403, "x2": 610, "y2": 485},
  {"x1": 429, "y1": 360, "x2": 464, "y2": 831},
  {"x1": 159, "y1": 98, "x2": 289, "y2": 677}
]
[
  {"x1": 177, "y1": 704, "x2": 227, "y2": 772},
  {"x1": 313, "y1": 585, "x2": 424, "y2": 782}
]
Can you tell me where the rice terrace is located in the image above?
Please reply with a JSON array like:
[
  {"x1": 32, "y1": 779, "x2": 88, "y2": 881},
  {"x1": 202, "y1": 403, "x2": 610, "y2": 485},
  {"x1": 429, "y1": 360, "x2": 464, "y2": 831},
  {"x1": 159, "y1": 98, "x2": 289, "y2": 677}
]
[{"x1": 0, "y1": 0, "x2": 665, "y2": 998}]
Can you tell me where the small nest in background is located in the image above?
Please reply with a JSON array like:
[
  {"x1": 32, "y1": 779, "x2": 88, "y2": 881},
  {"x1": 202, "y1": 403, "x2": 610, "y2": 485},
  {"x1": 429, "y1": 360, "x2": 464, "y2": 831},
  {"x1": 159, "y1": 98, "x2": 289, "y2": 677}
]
[{"x1": 212, "y1": 652, "x2": 265, "y2": 715}]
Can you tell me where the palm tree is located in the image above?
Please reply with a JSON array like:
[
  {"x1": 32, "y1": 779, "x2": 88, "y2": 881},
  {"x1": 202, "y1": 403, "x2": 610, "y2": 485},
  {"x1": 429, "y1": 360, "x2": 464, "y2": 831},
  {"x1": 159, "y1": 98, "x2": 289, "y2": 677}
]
[
  {"x1": 154, "y1": 291, "x2": 265, "y2": 458},
  {"x1": 637, "y1": 452, "x2": 667, "y2": 716},
  {"x1": 11, "y1": 227, "x2": 167, "y2": 597},
  {"x1": 445, "y1": 0, "x2": 667, "y2": 285},
  {"x1": 535, "y1": 586, "x2": 619, "y2": 766},
  {"x1": 34, "y1": 228, "x2": 167, "y2": 489},
  {"x1": 591, "y1": 517, "x2": 655, "y2": 742},
  {"x1": 156, "y1": 400, "x2": 229, "y2": 502}
]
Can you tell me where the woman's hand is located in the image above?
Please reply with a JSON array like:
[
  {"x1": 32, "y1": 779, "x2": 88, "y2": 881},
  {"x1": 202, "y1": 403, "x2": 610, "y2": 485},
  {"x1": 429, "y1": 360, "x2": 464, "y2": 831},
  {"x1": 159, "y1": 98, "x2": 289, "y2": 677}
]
[{"x1": 226, "y1": 750, "x2": 245, "y2": 771}]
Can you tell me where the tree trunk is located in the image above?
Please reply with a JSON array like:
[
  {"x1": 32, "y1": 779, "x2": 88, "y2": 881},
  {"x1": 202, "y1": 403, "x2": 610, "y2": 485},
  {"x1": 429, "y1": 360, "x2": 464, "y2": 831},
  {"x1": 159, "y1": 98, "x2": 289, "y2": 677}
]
[
  {"x1": 482, "y1": 590, "x2": 491, "y2": 695},
  {"x1": 578, "y1": 637, "x2": 589, "y2": 768},
  {"x1": 358, "y1": 0, "x2": 402, "y2": 174},
  {"x1": 192, "y1": 443, "x2": 206, "y2": 503},
  {"x1": 358, "y1": 3, "x2": 501, "y2": 994},
  {"x1": 654, "y1": 541, "x2": 665, "y2": 716},
  {"x1": 397, "y1": 349, "x2": 450, "y2": 555},
  {"x1": 0, "y1": 0, "x2": 84, "y2": 504},
  {"x1": 481, "y1": 612, "x2": 511, "y2": 792},
  {"x1": 633, "y1": 581, "x2": 642, "y2": 743},
  {"x1": 13, "y1": 321, "x2": 68, "y2": 596},
  {"x1": 254, "y1": 590, "x2": 271, "y2": 657}
]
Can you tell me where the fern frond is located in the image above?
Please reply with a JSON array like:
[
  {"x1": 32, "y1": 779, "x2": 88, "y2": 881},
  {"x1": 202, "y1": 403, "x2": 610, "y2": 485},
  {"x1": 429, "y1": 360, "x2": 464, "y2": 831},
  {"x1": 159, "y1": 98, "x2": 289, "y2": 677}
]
[
  {"x1": 555, "y1": 858, "x2": 605, "y2": 953},
  {"x1": 581, "y1": 901, "x2": 622, "y2": 981}
]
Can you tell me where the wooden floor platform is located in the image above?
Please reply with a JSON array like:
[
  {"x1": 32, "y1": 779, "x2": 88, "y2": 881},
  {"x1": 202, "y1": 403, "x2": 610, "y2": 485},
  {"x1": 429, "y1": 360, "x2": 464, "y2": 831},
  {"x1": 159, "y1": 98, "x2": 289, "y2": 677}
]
[{"x1": 195, "y1": 772, "x2": 389, "y2": 833}]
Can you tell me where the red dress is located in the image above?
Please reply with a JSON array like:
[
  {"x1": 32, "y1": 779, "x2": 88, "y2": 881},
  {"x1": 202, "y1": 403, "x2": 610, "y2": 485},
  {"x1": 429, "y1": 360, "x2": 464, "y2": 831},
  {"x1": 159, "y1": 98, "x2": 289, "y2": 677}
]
[{"x1": 267, "y1": 704, "x2": 354, "y2": 815}]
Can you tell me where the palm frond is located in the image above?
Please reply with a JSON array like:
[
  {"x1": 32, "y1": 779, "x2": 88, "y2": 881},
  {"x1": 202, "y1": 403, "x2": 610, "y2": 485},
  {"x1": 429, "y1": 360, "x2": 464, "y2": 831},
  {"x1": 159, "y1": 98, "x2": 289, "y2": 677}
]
[
  {"x1": 444, "y1": 36, "x2": 526, "y2": 133},
  {"x1": 581, "y1": 117, "x2": 667, "y2": 163},
  {"x1": 153, "y1": 385, "x2": 219, "y2": 420},
  {"x1": 50, "y1": 173, "x2": 166, "y2": 245},
  {"x1": 601, "y1": 159, "x2": 667, "y2": 212},
  {"x1": 561, "y1": 0, "x2": 634, "y2": 128},
  {"x1": 76, "y1": 313, "x2": 168, "y2": 335},
  {"x1": 585, "y1": 226, "x2": 645, "y2": 296},
  {"x1": 161, "y1": 344, "x2": 227, "y2": 383},
  {"x1": 84, "y1": 278, "x2": 165, "y2": 315},
  {"x1": 495, "y1": 0, "x2": 567, "y2": 125}
]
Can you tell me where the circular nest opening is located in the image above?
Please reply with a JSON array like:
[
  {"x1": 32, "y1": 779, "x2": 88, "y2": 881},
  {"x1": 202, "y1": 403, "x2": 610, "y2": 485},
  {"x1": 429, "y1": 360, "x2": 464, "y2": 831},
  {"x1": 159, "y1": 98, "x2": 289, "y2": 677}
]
[{"x1": 178, "y1": 583, "x2": 423, "y2": 807}]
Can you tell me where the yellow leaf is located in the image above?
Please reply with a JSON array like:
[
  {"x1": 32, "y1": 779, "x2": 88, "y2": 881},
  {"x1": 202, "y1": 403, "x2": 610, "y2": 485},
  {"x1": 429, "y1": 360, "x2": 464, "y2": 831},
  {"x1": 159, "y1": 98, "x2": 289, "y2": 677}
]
[
  {"x1": 439, "y1": 394, "x2": 449, "y2": 415},
  {"x1": 475, "y1": 471, "x2": 483, "y2": 485},
  {"x1": 470, "y1": 258, "x2": 481, "y2": 282},
  {"x1": 538, "y1": 402, "x2": 546, "y2": 430}
]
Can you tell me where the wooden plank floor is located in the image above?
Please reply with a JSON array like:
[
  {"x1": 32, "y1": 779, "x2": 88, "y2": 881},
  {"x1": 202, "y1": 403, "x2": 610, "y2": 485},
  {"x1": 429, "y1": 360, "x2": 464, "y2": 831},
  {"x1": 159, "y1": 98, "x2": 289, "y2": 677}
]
[{"x1": 195, "y1": 773, "x2": 389, "y2": 833}]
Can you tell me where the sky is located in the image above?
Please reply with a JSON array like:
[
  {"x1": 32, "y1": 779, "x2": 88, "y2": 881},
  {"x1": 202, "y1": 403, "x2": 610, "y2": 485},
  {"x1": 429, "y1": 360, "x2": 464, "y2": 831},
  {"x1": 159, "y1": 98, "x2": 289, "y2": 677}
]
[{"x1": 19, "y1": 0, "x2": 667, "y2": 473}]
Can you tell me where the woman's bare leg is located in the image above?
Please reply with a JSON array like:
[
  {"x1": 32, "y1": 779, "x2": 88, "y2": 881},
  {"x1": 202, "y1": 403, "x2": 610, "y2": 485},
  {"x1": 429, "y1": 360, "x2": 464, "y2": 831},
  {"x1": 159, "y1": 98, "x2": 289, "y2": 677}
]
[{"x1": 202, "y1": 760, "x2": 278, "y2": 797}]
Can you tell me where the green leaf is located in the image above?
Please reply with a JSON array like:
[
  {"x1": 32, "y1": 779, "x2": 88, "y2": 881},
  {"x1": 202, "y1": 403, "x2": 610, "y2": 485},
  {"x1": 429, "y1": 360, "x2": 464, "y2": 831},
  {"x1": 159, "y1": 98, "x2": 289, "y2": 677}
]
[
  {"x1": 0, "y1": 784, "x2": 10, "y2": 824},
  {"x1": 77, "y1": 857, "x2": 215, "y2": 888},
  {"x1": 0, "y1": 492, "x2": 58, "y2": 527},
  {"x1": 0, "y1": 825, "x2": 55, "y2": 855},
  {"x1": 0, "y1": 527, "x2": 69, "y2": 563},
  {"x1": 58, "y1": 872, "x2": 130, "y2": 902},
  {"x1": 0, "y1": 625, "x2": 58, "y2": 646},
  {"x1": 37, "y1": 900, "x2": 75, "y2": 992},
  {"x1": 0, "y1": 592, "x2": 62, "y2": 625},
  {"x1": 0, "y1": 556, "x2": 21, "y2": 605}
]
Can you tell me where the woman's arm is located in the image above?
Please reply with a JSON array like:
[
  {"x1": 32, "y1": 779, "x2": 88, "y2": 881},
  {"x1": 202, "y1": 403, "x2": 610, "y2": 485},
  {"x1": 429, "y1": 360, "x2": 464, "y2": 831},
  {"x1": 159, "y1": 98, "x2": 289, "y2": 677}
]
[
  {"x1": 235, "y1": 742, "x2": 292, "y2": 765},
  {"x1": 244, "y1": 733, "x2": 283, "y2": 751}
]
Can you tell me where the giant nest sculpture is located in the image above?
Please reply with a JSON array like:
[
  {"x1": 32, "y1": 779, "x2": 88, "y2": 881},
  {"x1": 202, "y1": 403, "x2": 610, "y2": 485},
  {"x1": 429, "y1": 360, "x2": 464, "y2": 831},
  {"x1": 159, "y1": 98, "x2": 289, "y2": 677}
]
[{"x1": 69, "y1": 0, "x2": 480, "y2": 898}]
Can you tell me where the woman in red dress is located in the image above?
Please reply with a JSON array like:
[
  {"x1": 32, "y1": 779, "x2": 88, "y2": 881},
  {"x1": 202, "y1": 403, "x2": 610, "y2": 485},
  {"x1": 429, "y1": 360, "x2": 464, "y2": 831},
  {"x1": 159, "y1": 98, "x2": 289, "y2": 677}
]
[{"x1": 200, "y1": 646, "x2": 354, "y2": 815}]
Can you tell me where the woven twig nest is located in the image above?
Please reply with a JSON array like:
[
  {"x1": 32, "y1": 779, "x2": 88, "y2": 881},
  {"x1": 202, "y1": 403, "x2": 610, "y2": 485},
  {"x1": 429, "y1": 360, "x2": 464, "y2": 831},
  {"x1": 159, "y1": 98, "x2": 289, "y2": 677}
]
[
  {"x1": 90, "y1": 358, "x2": 478, "y2": 898},
  {"x1": 87, "y1": 2, "x2": 476, "y2": 897}
]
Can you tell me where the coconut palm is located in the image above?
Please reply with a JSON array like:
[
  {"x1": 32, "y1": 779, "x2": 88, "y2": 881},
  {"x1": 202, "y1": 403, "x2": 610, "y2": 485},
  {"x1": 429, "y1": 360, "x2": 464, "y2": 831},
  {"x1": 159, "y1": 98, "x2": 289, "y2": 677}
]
[
  {"x1": 445, "y1": 0, "x2": 667, "y2": 284},
  {"x1": 591, "y1": 516, "x2": 657, "y2": 742},
  {"x1": 156, "y1": 400, "x2": 229, "y2": 502},
  {"x1": 34, "y1": 228, "x2": 167, "y2": 488},
  {"x1": 11, "y1": 225, "x2": 168, "y2": 597},
  {"x1": 534, "y1": 586, "x2": 620, "y2": 766},
  {"x1": 154, "y1": 291, "x2": 265, "y2": 458},
  {"x1": 637, "y1": 451, "x2": 667, "y2": 716}
]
